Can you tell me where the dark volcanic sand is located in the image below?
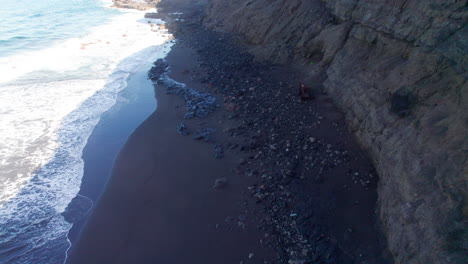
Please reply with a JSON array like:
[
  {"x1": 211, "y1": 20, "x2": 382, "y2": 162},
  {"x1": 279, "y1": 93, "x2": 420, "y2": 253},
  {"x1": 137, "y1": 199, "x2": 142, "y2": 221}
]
[{"x1": 68, "y1": 1, "x2": 393, "y2": 263}]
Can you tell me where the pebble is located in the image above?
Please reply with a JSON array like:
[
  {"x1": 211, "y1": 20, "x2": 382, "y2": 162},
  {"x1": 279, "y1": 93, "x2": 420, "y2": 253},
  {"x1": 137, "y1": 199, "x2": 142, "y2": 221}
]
[
  {"x1": 214, "y1": 144, "x2": 224, "y2": 159},
  {"x1": 193, "y1": 128, "x2": 215, "y2": 141},
  {"x1": 176, "y1": 122, "x2": 189, "y2": 135},
  {"x1": 213, "y1": 177, "x2": 228, "y2": 189}
]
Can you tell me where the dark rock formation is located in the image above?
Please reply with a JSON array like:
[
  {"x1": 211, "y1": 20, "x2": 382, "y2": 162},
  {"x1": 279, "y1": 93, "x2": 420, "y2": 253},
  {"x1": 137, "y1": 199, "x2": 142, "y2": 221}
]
[
  {"x1": 150, "y1": 59, "x2": 218, "y2": 120},
  {"x1": 203, "y1": 1, "x2": 467, "y2": 263},
  {"x1": 112, "y1": 0, "x2": 160, "y2": 10},
  {"x1": 144, "y1": 12, "x2": 163, "y2": 19}
]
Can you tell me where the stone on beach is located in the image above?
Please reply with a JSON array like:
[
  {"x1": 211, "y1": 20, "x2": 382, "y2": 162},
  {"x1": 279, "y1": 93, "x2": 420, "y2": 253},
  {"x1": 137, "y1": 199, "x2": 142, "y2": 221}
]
[
  {"x1": 176, "y1": 122, "x2": 189, "y2": 135},
  {"x1": 214, "y1": 144, "x2": 224, "y2": 159},
  {"x1": 192, "y1": 128, "x2": 215, "y2": 141},
  {"x1": 213, "y1": 177, "x2": 228, "y2": 189}
]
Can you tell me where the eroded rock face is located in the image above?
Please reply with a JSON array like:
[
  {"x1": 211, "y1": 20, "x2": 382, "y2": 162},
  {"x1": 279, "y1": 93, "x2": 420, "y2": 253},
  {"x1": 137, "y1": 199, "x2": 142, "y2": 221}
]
[
  {"x1": 112, "y1": 0, "x2": 160, "y2": 10},
  {"x1": 204, "y1": 1, "x2": 467, "y2": 263}
]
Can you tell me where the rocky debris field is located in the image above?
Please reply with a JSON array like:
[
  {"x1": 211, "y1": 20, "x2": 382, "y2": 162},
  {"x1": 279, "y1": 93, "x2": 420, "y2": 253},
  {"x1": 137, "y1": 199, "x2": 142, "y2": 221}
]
[
  {"x1": 149, "y1": 4, "x2": 393, "y2": 264},
  {"x1": 149, "y1": 59, "x2": 218, "y2": 119}
]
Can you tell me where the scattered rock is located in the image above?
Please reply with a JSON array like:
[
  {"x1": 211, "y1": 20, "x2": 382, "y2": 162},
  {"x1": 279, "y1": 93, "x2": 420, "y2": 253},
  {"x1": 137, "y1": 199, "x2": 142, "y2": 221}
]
[
  {"x1": 214, "y1": 144, "x2": 224, "y2": 159},
  {"x1": 192, "y1": 128, "x2": 215, "y2": 141},
  {"x1": 176, "y1": 123, "x2": 189, "y2": 135},
  {"x1": 224, "y1": 102, "x2": 239, "y2": 112},
  {"x1": 149, "y1": 59, "x2": 218, "y2": 120},
  {"x1": 213, "y1": 177, "x2": 228, "y2": 189},
  {"x1": 146, "y1": 5, "x2": 391, "y2": 263}
]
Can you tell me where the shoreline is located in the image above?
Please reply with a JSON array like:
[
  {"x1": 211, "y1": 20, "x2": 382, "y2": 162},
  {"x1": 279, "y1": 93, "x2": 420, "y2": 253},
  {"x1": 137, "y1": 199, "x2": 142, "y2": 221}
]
[
  {"x1": 67, "y1": 2, "x2": 392, "y2": 263},
  {"x1": 61, "y1": 5, "x2": 175, "y2": 263},
  {"x1": 66, "y1": 60, "x2": 159, "y2": 245},
  {"x1": 62, "y1": 11, "x2": 174, "y2": 261},
  {"x1": 0, "y1": 2, "x2": 175, "y2": 263}
]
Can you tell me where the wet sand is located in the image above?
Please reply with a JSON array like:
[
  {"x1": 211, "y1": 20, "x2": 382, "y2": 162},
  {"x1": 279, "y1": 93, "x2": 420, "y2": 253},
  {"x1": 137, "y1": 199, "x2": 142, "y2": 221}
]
[{"x1": 66, "y1": 62, "x2": 158, "y2": 243}]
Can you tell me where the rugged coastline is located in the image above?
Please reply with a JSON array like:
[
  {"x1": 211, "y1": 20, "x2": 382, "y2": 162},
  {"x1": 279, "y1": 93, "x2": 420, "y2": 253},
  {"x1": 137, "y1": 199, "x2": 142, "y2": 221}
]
[
  {"x1": 69, "y1": 1, "x2": 395, "y2": 263},
  {"x1": 68, "y1": 0, "x2": 466, "y2": 263},
  {"x1": 202, "y1": 1, "x2": 467, "y2": 263}
]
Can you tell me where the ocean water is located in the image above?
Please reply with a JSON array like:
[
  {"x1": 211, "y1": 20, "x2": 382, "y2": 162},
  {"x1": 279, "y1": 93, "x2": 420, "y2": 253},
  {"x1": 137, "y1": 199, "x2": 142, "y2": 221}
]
[{"x1": 0, "y1": 0, "x2": 174, "y2": 263}]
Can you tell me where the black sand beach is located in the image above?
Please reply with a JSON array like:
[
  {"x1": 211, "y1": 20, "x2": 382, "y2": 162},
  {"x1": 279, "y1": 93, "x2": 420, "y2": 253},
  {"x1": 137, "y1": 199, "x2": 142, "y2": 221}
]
[{"x1": 67, "y1": 1, "x2": 392, "y2": 263}]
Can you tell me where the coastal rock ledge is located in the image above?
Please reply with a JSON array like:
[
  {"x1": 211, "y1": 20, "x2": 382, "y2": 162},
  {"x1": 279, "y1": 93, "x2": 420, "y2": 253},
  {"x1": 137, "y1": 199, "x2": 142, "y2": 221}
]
[
  {"x1": 112, "y1": 0, "x2": 160, "y2": 10},
  {"x1": 203, "y1": 1, "x2": 467, "y2": 264}
]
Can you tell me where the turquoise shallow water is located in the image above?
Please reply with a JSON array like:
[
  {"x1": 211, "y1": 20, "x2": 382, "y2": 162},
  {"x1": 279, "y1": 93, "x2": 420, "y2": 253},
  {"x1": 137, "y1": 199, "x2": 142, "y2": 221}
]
[{"x1": 0, "y1": 0, "x2": 119, "y2": 57}]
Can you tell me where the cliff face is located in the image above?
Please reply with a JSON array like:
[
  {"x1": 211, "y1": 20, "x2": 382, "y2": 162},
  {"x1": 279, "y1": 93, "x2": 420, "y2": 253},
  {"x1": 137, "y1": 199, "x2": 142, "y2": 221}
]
[{"x1": 204, "y1": 1, "x2": 467, "y2": 263}]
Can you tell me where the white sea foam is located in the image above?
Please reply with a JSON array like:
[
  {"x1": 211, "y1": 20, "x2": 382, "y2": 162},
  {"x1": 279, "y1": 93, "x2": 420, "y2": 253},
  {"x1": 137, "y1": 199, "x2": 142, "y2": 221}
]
[
  {"x1": 0, "y1": 11, "x2": 173, "y2": 207},
  {"x1": 0, "y1": 8, "x2": 174, "y2": 263}
]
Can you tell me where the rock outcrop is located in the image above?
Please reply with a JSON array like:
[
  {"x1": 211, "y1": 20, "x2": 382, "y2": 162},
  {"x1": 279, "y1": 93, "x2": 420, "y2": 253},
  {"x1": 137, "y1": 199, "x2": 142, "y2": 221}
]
[
  {"x1": 112, "y1": 0, "x2": 160, "y2": 10},
  {"x1": 203, "y1": 1, "x2": 467, "y2": 263}
]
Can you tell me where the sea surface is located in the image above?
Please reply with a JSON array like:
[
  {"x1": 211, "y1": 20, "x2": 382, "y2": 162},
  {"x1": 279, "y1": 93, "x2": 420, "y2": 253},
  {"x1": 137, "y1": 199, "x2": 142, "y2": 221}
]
[{"x1": 0, "y1": 0, "x2": 173, "y2": 263}]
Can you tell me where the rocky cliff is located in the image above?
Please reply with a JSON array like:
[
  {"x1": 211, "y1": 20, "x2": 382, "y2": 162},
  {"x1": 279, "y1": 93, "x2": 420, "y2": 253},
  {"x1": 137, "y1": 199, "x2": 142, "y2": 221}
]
[{"x1": 204, "y1": 1, "x2": 467, "y2": 263}]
